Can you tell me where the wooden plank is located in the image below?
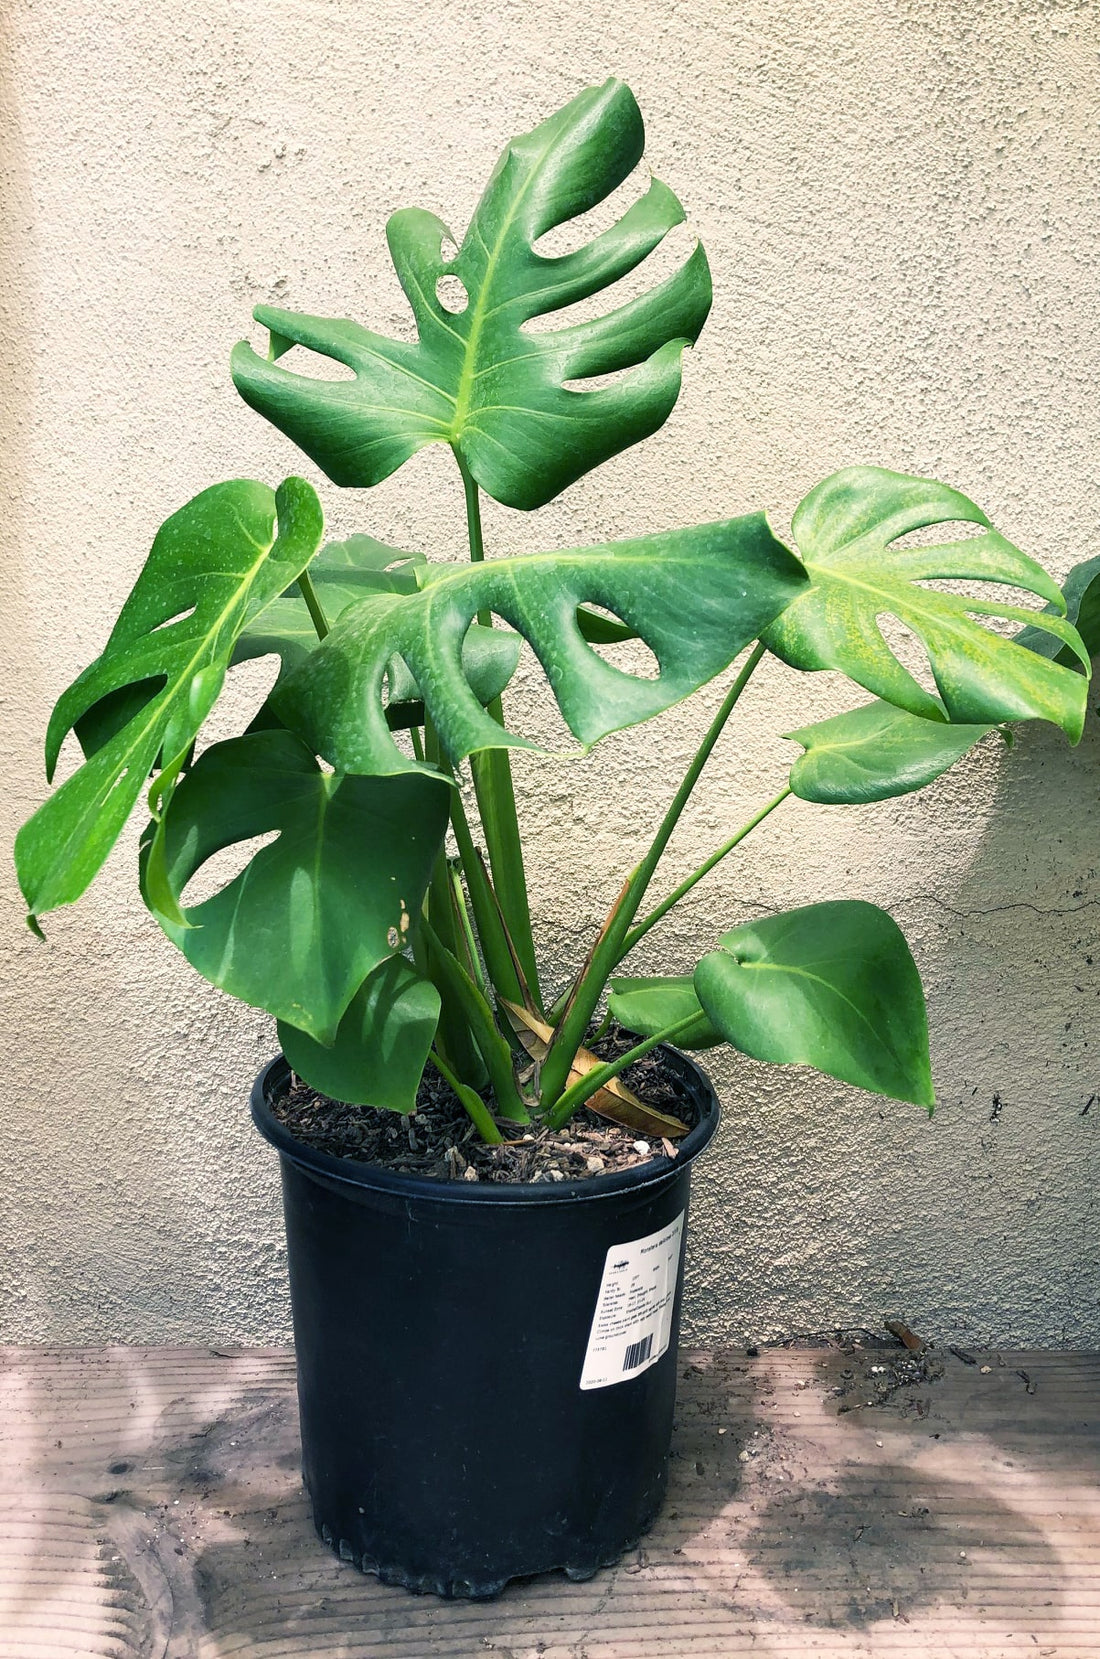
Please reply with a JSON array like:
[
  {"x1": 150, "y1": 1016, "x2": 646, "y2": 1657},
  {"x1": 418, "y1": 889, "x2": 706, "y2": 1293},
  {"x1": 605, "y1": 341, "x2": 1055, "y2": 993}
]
[{"x1": 0, "y1": 1344, "x2": 1096, "y2": 1656}]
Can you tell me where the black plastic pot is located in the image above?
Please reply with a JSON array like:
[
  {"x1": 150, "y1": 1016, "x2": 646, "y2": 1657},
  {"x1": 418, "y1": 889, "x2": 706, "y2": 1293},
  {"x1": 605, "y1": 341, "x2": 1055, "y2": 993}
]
[{"x1": 251, "y1": 1050, "x2": 720, "y2": 1598}]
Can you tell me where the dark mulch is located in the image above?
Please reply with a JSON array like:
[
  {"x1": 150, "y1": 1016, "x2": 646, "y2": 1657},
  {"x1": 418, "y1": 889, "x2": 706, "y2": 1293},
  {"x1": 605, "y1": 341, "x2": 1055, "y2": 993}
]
[{"x1": 270, "y1": 1024, "x2": 699, "y2": 1185}]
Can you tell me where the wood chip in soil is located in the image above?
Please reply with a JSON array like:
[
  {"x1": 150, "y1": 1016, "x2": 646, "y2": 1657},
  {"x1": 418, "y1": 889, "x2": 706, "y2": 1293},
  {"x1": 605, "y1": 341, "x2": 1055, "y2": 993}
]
[{"x1": 270, "y1": 1025, "x2": 698, "y2": 1185}]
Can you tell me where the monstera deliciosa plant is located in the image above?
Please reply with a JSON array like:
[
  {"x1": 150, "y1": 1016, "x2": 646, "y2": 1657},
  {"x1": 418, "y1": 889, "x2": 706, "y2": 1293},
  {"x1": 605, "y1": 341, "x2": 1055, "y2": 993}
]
[{"x1": 16, "y1": 79, "x2": 1091, "y2": 1147}]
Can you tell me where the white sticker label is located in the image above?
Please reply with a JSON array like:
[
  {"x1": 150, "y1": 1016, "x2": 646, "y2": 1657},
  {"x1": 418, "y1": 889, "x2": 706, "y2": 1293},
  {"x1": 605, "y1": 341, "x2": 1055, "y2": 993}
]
[{"x1": 579, "y1": 1212, "x2": 685, "y2": 1390}]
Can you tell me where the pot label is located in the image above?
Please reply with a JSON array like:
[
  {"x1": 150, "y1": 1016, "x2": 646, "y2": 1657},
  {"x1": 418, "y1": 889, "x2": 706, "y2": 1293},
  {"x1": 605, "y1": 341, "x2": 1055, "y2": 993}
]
[{"x1": 579, "y1": 1211, "x2": 685, "y2": 1390}]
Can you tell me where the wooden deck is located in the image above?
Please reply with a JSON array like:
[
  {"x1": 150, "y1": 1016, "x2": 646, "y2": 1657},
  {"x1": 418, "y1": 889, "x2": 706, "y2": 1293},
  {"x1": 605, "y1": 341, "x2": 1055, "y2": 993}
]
[{"x1": 0, "y1": 1342, "x2": 1096, "y2": 1656}]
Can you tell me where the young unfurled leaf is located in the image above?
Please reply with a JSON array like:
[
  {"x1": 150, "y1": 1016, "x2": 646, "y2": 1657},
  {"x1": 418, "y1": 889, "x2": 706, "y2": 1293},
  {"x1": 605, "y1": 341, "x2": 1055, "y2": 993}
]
[
  {"x1": 694, "y1": 901, "x2": 933, "y2": 1107},
  {"x1": 274, "y1": 515, "x2": 807, "y2": 776},
  {"x1": 279, "y1": 957, "x2": 440, "y2": 1111},
  {"x1": 141, "y1": 728, "x2": 449, "y2": 1043},
  {"x1": 232, "y1": 80, "x2": 712, "y2": 510},
  {"x1": 607, "y1": 975, "x2": 720, "y2": 1049},
  {"x1": 15, "y1": 478, "x2": 324, "y2": 924},
  {"x1": 502, "y1": 1001, "x2": 689, "y2": 1137},
  {"x1": 784, "y1": 700, "x2": 996, "y2": 804},
  {"x1": 764, "y1": 467, "x2": 1090, "y2": 740}
]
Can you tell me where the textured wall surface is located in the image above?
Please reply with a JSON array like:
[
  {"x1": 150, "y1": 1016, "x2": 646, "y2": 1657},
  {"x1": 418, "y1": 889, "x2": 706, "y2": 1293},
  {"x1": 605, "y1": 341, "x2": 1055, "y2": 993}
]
[{"x1": 1, "y1": 0, "x2": 1096, "y2": 1347}]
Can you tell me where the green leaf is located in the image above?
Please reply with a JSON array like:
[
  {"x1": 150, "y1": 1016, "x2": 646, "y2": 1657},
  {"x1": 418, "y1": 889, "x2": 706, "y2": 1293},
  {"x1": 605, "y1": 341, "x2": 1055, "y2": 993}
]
[
  {"x1": 764, "y1": 467, "x2": 1090, "y2": 741},
  {"x1": 141, "y1": 728, "x2": 449, "y2": 1043},
  {"x1": 274, "y1": 514, "x2": 807, "y2": 775},
  {"x1": 607, "y1": 975, "x2": 720, "y2": 1049},
  {"x1": 231, "y1": 80, "x2": 711, "y2": 510},
  {"x1": 233, "y1": 535, "x2": 522, "y2": 727},
  {"x1": 785, "y1": 700, "x2": 996, "y2": 804},
  {"x1": 278, "y1": 956, "x2": 440, "y2": 1110},
  {"x1": 15, "y1": 478, "x2": 324, "y2": 922},
  {"x1": 1016, "y1": 553, "x2": 1100, "y2": 664},
  {"x1": 694, "y1": 900, "x2": 933, "y2": 1106}
]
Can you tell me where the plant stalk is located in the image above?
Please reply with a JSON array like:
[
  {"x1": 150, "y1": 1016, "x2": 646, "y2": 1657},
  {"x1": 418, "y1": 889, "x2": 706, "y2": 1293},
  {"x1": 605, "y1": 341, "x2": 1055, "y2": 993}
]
[
  {"x1": 538, "y1": 642, "x2": 767, "y2": 1109},
  {"x1": 454, "y1": 451, "x2": 541, "y2": 1005},
  {"x1": 427, "y1": 1050, "x2": 504, "y2": 1145},
  {"x1": 298, "y1": 570, "x2": 330, "y2": 640},
  {"x1": 619, "y1": 785, "x2": 793, "y2": 959}
]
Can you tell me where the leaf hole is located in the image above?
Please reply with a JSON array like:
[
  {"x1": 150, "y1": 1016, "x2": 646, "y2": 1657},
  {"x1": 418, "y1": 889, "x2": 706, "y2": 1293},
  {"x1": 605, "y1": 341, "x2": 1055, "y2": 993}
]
[
  {"x1": 561, "y1": 367, "x2": 635, "y2": 393},
  {"x1": 151, "y1": 606, "x2": 197, "y2": 633},
  {"x1": 874, "y1": 613, "x2": 940, "y2": 699},
  {"x1": 587, "y1": 632, "x2": 661, "y2": 681},
  {"x1": 888, "y1": 519, "x2": 986, "y2": 551},
  {"x1": 440, "y1": 234, "x2": 459, "y2": 263},
  {"x1": 435, "y1": 275, "x2": 468, "y2": 315},
  {"x1": 194, "y1": 655, "x2": 282, "y2": 753},
  {"x1": 180, "y1": 831, "x2": 280, "y2": 908}
]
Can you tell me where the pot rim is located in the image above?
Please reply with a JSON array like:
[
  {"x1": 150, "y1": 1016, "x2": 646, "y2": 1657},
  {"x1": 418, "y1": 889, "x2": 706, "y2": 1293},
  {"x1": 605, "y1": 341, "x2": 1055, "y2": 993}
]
[{"x1": 250, "y1": 1049, "x2": 720, "y2": 1208}]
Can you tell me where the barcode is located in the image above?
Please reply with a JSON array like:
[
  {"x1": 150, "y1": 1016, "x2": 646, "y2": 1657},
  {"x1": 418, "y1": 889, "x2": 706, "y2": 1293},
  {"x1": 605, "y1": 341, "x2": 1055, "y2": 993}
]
[{"x1": 623, "y1": 1333, "x2": 654, "y2": 1372}]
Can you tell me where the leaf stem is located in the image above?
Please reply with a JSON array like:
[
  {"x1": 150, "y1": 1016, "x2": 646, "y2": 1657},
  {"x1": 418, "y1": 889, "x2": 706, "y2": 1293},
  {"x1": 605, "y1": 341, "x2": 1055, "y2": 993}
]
[
  {"x1": 545, "y1": 1015, "x2": 702, "y2": 1129},
  {"x1": 454, "y1": 450, "x2": 541, "y2": 1004},
  {"x1": 619, "y1": 785, "x2": 793, "y2": 959},
  {"x1": 298, "y1": 570, "x2": 330, "y2": 640},
  {"x1": 427, "y1": 1050, "x2": 504, "y2": 1145},
  {"x1": 420, "y1": 916, "x2": 529, "y2": 1123},
  {"x1": 538, "y1": 643, "x2": 768, "y2": 1108}
]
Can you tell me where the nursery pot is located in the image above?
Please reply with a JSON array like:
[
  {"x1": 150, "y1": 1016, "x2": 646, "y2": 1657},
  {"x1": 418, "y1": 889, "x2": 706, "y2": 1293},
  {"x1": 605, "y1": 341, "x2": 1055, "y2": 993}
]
[{"x1": 251, "y1": 1050, "x2": 720, "y2": 1598}]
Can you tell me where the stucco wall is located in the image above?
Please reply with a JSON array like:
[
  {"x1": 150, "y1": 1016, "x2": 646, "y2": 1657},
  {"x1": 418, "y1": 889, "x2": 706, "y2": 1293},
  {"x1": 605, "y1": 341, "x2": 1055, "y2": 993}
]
[{"x1": 2, "y1": 0, "x2": 1096, "y2": 1347}]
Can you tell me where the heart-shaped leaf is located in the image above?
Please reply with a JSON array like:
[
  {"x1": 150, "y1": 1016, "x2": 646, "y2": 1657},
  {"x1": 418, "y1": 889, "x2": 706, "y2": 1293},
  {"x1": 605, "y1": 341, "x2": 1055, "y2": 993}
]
[
  {"x1": 15, "y1": 477, "x2": 324, "y2": 924},
  {"x1": 785, "y1": 700, "x2": 997, "y2": 804},
  {"x1": 764, "y1": 467, "x2": 1090, "y2": 740},
  {"x1": 694, "y1": 901, "x2": 933, "y2": 1106},
  {"x1": 1016, "y1": 553, "x2": 1100, "y2": 665},
  {"x1": 231, "y1": 80, "x2": 711, "y2": 510},
  {"x1": 607, "y1": 976, "x2": 720, "y2": 1049},
  {"x1": 274, "y1": 514, "x2": 807, "y2": 775},
  {"x1": 278, "y1": 957, "x2": 440, "y2": 1110},
  {"x1": 233, "y1": 535, "x2": 522, "y2": 727},
  {"x1": 142, "y1": 728, "x2": 449, "y2": 1042}
]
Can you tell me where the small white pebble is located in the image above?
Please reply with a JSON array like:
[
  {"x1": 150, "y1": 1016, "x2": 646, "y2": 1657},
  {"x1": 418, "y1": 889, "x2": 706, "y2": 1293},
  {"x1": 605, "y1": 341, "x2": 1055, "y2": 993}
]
[
  {"x1": 980, "y1": 1365, "x2": 992, "y2": 1374},
  {"x1": 547, "y1": 1168, "x2": 564, "y2": 1181},
  {"x1": 462, "y1": 1166, "x2": 479, "y2": 1182},
  {"x1": 632, "y1": 1140, "x2": 650, "y2": 1155},
  {"x1": 875, "y1": 1439, "x2": 884, "y2": 1448},
  {"x1": 959, "y1": 1550, "x2": 967, "y2": 1560},
  {"x1": 870, "y1": 1364, "x2": 885, "y2": 1374},
  {"x1": 717, "y1": 1427, "x2": 727, "y2": 1434},
  {"x1": 522, "y1": 1134, "x2": 535, "y2": 1143},
  {"x1": 586, "y1": 1155, "x2": 605, "y2": 1173},
  {"x1": 738, "y1": 1450, "x2": 750, "y2": 1462},
  {"x1": 793, "y1": 1410, "x2": 801, "y2": 1417}
]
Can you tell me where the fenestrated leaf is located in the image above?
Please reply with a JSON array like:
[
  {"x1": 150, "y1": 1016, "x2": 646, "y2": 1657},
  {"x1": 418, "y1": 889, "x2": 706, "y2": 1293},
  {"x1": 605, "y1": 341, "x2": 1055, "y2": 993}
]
[
  {"x1": 15, "y1": 477, "x2": 324, "y2": 923},
  {"x1": 1016, "y1": 553, "x2": 1100, "y2": 665},
  {"x1": 233, "y1": 534, "x2": 522, "y2": 727},
  {"x1": 141, "y1": 728, "x2": 449, "y2": 1043},
  {"x1": 607, "y1": 975, "x2": 720, "y2": 1049},
  {"x1": 274, "y1": 514, "x2": 807, "y2": 776},
  {"x1": 784, "y1": 700, "x2": 997, "y2": 804},
  {"x1": 231, "y1": 79, "x2": 711, "y2": 510},
  {"x1": 278, "y1": 956, "x2": 440, "y2": 1110},
  {"x1": 694, "y1": 901, "x2": 932, "y2": 1107},
  {"x1": 764, "y1": 467, "x2": 1090, "y2": 741},
  {"x1": 501, "y1": 1001, "x2": 689, "y2": 1137}
]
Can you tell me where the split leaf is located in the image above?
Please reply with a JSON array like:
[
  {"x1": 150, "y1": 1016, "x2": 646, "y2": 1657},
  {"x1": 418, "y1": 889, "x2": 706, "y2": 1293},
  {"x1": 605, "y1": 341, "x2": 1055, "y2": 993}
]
[
  {"x1": 764, "y1": 467, "x2": 1090, "y2": 740},
  {"x1": 694, "y1": 901, "x2": 933, "y2": 1107},
  {"x1": 233, "y1": 534, "x2": 521, "y2": 726},
  {"x1": 16, "y1": 478, "x2": 324, "y2": 923},
  {"x1": 231, "y1": 79, "x2": 711, "y2": 509},
  {"x1": 275, "y1": 514, "x2": 807, "y2": 775}
]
